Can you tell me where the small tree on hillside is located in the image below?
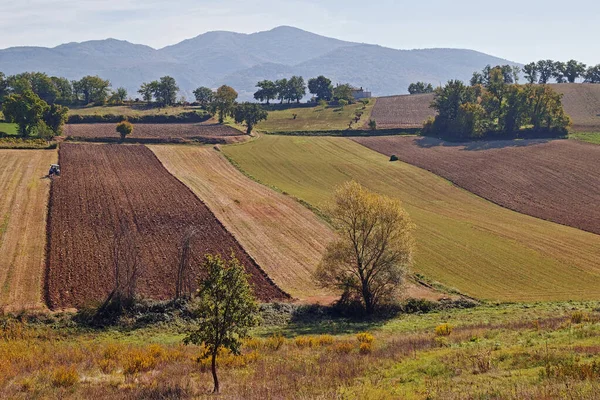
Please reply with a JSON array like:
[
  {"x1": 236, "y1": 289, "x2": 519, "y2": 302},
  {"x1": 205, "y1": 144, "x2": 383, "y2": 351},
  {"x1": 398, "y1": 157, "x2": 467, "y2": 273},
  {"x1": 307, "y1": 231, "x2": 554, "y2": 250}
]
[
  {"x1": 193, "y1": 86, "x2": 214, "y2": 107},
  {"x1": 116, "y1": 120, "x2": 133, "y2": 141},
  {"x1": 565, "y1": 60, "x2": 587, "y2": 83},
  {"x1": 184, "y1": 254, "x2": 259, "y2": 393},
  {"x1": 315, "y1": 181, "x2": 414, "y2": 314},
  {"x1": 233, "y1": 102, "x2": 268, "y2": 134},
  {"x1": 308, "y1": 75, "x2": 333, "y2": 101},
  {"x1": 523, "y1": 62, "x2": 538, "y2": 84},
  {"x1": 211, "y1": 85, "x2": 238, "y2": 123},
  {"x1": 253, "y1": 80, "x2": 277, "y2": 105},
  {"x1": 333, "y1": 84, "x2": 354, "y2": 103}
]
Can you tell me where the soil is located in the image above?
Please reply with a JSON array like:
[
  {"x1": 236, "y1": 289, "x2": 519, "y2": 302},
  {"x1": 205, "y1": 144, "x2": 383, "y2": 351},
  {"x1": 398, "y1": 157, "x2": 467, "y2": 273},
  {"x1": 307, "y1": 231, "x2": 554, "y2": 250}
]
[
  {"x1": 353, "y1": 136, "x2": 600, "y2": 235},
  {"x1": 45, "y1": 144, "x2": 288, "y2": 309},
  {"x1": 370, "y1": 93, "x2": 436, "y2": 129}
]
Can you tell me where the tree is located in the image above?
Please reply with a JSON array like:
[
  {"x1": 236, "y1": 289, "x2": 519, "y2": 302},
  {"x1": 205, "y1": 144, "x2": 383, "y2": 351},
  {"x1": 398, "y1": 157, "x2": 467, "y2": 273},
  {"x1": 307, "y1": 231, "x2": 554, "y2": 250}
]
[
  {"x1": 287, "y1": 76, "x2": 306, "y2": 104},
  {"x1": 408, "y1": 82, "x2": 434, "y2": 94},
  {"x1": 2, "y1": 90, "x2": 48, "y2": 136},
  {"x1": 7, "y1": 72, "x2": 60, "y2": 104},
  {"x1": 274, "y1": 79, "x2": 289, "y2": 104},
  {"x1": 470, "y1": 72, "x2": 484, "y2": 86},
  {"x1": 253, "y1": 80, "x2": 277, "y2": 105},
  {"x1": 138, "y1": 82, "x2": 154, "y2": 103},
  {"x1": 184, "y1": 254, "x2": 259, "y2": 393},
  {"x1": 193, "y1": 86, "x2": 214, "y2": 107},
  {"x1": 308, "y1": 76, "x2": 333, "y2": 101},
  {"x1": 212, "y1": 85, "x2": 238, "y2": 123},
  {"x1": 338, "y1": 99, "x2": 348, "y2": 109},
  {"x1": 233, "y1": 102, "x2": 268, "y2": 134},
  {"x1": 552, "y1": 61, "x2": 567, "y2": 83},
  {"x1": 43, "y1": 104, "x2": 69, "y2": 135},
  {"x1": 50, "y1": 77, "x2": 73, "y2": 105},
  {"x1": 584, "y1": 65, "x2": 600, "y2": 83},
  {"x1": 536, "y1": 60, "x2": 555, "y2": 84},
  {"x1": 74, "y1": 75, "x2": 111, "y2": 104},
  {"x1": 315, "y1": 181, "x2": 414, "y2": 314},
  {"x1": 523, "y1": 62, "x2": 538, "y2": 84},
  {"x1": 116, "y1": 120, "x2": 133, "y2": 141},
  {"x1": 333, "y1": 84, "x2": 354, "y2": 103},
  {"x1": 0, "y1": 72, "x2": 7, "y2": 103},
  {"x1": 524, "y1": 85, "x2": 570, "y2": 132},
  {"x1": 153, "y1": 76, "x2": 179, "y2": 106},
  {"x1": 115, "y1": 87, "x2": 128, "y2": 103},
  {"x1": 565, "y1": 60, "x2": 587, "y2": 83}
]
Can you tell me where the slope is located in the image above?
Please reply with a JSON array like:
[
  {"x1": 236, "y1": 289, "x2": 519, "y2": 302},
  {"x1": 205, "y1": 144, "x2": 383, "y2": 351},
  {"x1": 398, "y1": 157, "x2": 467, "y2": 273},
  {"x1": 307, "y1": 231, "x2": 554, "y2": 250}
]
[
  {"x1": 223, "y1": 135, "x2": 600, "y2": 302},
  {"x1": 0, "y1": 149, "x2": 56, "y2": 312}
]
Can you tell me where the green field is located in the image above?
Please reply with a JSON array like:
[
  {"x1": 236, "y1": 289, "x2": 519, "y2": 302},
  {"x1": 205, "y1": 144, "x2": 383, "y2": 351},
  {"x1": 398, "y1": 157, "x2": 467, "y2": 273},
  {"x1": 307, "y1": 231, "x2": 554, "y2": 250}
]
[
  {"x1": 223, "y1": 135, "x2": 600, "y2": 302},
  {"x1": 256, "y1": 100, "x2": 376, "y2": 133},
  {"x1": 68, "y1": 104, "x2": 206, "y2": 117},
  {"x1": 570, "y1": 132, "x2": 600, "y2": 145},
  {"x1": 0, "y1": 122, "x2": 17, "y2": 135}
]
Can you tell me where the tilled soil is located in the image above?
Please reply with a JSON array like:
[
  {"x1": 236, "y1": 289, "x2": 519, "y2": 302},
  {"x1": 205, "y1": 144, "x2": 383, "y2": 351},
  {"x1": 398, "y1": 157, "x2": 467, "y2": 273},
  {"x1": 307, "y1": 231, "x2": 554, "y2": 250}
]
[
  {"x1": 553, "y1": 84, "x2": 600, "y2": 132},
  {"x1": 46, "y1": 144, "x2": 288, "y2": 309},
  {"x1": 64, "y1": 123, "x2": 245, "y2": 143},
  {"x1": 370, "y1": 94, "x2": 436, "y2": 128},
  {"x1": 353, "y1": 136, "x2": 600, "y2": 235}
]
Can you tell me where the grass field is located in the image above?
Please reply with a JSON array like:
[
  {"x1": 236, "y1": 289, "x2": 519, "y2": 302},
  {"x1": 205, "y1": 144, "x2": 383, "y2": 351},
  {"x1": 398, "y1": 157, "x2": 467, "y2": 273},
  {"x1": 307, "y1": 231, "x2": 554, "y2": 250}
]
[
  {"x1": 67, "y1": 104, "x2": 205, "y2": 117},
  {"x1": 223, "y1": 135, "x2": 600, "y2": 302},
  {"x1": 570, "y1": 132, "x2": 600, "y2": 145},
  {"x1": 149, "y1": 145, "x2": 335, "y2": 299},
  {"x1": 2, "y1": 302, "x2": 600, "y2": 398},
  {"x1": 0, "y1": 149, "x2": 56, "y2": 312},
  {"x1": 0, "y1": 122, "x2": 17, "y2": 135},
  {"x1": 256, "y1": 100, "x2": 376, "y2": 133}
]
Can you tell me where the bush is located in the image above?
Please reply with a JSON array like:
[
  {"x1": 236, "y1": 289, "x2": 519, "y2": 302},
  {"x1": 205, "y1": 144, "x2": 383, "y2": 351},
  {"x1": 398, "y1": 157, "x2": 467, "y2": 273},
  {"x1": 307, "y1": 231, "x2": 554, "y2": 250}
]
[
  {"x1": 435, "y1": 323, "x2": 453, "y2": 337},
  {"x1": 332, "y1": 341, "x2": 355, "y2": 354},
  {"x1": 123, "y1": 349, "x2": 159, "y2": 376},
  {"x1": 265, "y1": 333, "x2": 285, "y2": 351},
  {"x1": 359, "y1": 342, "x2": 373, "y2": 355},
  {"x1": 571, "y1": 311, "x2": 589, "y2": 324},
  {"x1": 50, "y1": 366, "x2": 79, "y2": 388},
  {"x1": 116, "y1": 120, "x2": 133, "y2": 141},
  {"x1": 402, "y1": 298, "x2": 438, "y2": 314},
  {"x1": 356, "y1": 332, "x2": 375, "y2": 344},
  {"x1": 369, "y1": 119, "x2": 377, "y2": 130},
  {"x1": 390, "y1": 155, "x2": 399, "y2": 162}
]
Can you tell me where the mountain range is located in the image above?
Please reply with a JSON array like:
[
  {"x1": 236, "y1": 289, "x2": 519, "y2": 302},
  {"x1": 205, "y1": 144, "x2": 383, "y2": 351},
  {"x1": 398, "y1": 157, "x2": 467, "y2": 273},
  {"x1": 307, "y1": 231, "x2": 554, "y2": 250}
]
[{"x1": 0, "y1": 26, "x2": 519, "y2": 101}]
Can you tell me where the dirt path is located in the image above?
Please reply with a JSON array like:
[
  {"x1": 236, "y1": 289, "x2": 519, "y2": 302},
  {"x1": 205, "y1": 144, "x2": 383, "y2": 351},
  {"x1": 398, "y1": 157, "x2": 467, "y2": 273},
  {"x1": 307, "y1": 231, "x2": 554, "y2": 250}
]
[{"x1": 0, "y1": 149, "x2": 56, "y2": 312}]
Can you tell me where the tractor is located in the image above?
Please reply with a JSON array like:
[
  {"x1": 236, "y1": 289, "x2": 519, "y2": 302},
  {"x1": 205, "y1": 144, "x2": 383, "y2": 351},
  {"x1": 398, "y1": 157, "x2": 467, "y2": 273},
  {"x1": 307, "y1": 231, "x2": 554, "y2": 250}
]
[{"x1": 48, "y1": 164, "x2": 61, "y2": 177}]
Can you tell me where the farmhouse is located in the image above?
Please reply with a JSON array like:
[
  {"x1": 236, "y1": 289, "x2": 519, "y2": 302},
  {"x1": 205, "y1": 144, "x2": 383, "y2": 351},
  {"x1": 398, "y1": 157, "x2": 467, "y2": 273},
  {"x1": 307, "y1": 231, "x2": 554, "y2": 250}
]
[{"x1": 351, "y1": 86, "x2": 372, "y2": 100}]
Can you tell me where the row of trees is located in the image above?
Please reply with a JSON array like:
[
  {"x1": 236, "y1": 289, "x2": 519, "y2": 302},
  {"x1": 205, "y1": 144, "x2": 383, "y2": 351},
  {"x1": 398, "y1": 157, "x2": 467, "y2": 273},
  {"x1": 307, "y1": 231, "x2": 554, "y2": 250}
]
[
  {"x1": 137, "y1": 76, "x2": 180, "y2": 106},
  {"x1": 426, "y1": 66, "x2": 570, "y2": 139},
  {"x1": 253, "y1": 75, "x2": 357, "y2": 105},
  {"x1": 522, "y1": 60, "x2": 600, "y2": 84},
  {"x1": 408, "y1": 82, "x2": 434, "y2": 94}
]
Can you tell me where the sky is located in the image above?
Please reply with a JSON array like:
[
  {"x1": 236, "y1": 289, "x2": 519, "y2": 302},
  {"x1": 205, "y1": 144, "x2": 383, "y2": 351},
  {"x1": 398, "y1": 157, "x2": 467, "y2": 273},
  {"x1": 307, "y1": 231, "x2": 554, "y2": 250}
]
[{"x1": 1, "y1": 0, "x2": 599, "y2": 65}]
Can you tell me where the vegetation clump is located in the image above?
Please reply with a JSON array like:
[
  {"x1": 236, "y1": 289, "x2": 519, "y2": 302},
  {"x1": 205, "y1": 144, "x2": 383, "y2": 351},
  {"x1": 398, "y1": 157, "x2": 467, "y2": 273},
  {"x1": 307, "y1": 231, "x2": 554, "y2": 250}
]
[{"x1": 116, "y1": 120, "x2": 133, "y2": 141}]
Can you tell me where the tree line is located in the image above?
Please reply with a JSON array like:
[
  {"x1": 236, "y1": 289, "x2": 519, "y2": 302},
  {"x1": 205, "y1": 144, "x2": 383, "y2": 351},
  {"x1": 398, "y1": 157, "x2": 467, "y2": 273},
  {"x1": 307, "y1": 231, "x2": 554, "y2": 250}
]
[
  {"x1": 254, "y1": 75, "x2": 357, "y2": 105},
  {"x1": 425, "y1": 65, "x2": 570, "y2": 140},
  {"x1": 470, "y1": 61, "x2": 600, "y2": 86}
]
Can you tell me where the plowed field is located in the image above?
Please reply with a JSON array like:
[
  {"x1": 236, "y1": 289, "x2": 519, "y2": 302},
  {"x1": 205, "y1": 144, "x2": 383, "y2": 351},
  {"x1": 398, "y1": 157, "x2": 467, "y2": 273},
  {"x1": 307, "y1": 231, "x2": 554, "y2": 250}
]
[
  {"x1": 554, "y1": 84, "x2": 600, "y2": 132},
  {"x1": 46, "y1": 144, "x2": 287, "y2": 309},
  {"x1": 353, "y1": 136, "x2": 600, "y2": 235},
  {"x1": 0, "y1": 149, "x2": 56, "y2": 312},
  {"x1": 370, "y1": 94, "x2": 435, "y2": 128},
  {"x1": 64, "y1": 123, "x2": 245, "y2": 144}
]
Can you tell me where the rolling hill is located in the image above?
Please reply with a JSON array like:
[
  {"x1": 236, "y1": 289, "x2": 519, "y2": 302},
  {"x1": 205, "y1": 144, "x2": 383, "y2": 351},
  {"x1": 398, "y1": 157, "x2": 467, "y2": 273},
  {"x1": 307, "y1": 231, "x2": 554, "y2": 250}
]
[{"x1": 0, "y1": 26, "x2": 518, "y2": 100}]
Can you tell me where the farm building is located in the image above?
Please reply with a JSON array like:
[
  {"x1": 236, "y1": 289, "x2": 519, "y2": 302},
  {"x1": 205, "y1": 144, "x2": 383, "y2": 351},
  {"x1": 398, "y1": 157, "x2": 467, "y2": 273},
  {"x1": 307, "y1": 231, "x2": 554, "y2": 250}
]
[{"x1": 351, "y1": 86, "x2": 372, "y2": 100}]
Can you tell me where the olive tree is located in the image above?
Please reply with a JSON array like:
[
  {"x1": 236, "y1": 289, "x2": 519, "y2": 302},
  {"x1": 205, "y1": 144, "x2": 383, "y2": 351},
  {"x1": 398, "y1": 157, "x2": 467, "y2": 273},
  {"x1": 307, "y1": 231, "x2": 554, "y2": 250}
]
[{"x1": 315, "y1": 181, "x2": 414, "y2": 314}]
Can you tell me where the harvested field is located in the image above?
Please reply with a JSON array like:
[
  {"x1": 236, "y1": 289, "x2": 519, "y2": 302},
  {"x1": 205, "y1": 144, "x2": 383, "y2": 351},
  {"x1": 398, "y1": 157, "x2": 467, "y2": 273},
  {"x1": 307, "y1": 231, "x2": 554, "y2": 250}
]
[
  {"x1": 353, "y1": 136, "x2": 600, "y2": 235},
  {"x1": 149, "y1": 145, "x2": 334, "y2": 299},
  {"x1": 0, "y1": 149, "x2": 56, "y2": 312},
  {"x1": 46, "y1": 144, "x2": 287, "y2": 309},
  {"x1": 63, "y1": 123, "x2": 246, "y2": 144},
  {"x1": 224, "y1": 135, "x2": 600, "y2": 302},
  {"x1": 554, "y1": 83, "x2": 600, "y2": 132},
  {"x1": 370, "y1": 93, "x2": 435, "y2": 129}
]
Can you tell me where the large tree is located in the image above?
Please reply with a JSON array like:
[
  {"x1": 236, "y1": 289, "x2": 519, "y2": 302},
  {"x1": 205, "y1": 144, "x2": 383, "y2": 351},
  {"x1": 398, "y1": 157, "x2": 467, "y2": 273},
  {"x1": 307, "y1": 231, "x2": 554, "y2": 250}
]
[
  {"x1": 287, "y1": 76, "x2": 306, "y2": 104},
  {"x1": 275, "y1": 78, "x2": 289, "y2": 104},
  {"x1": 315, "y1": 181, "x2": 414, "y2": 314},
  {"x1": 584, "y1": 65, "x2": 600, "y2": 83},
  {"x1": 408, "y1": 82, "x2": 434, "y2": 94},
  {"x1": 212, "y1": 85, "x2": 238, "y2": 123},
  {"x1": 193, "y1": 86, "x2": 214, "y2": 107},
  {"x1": 43, "y1": 103, "x2": 69, "y2": 135},
  {"x1": 2, "y1": 90, "x2": 49, "y2": 136},
  {"x1": 74, "y1": 75, "x2": 111, "y2": 104},
  {"x1": 564, "y1": 60, "x2": 587, "y2": 83},
  {"x1": 333, "y1": 83, "x2": 355, "y2": 103},
  {"x1": 523, "y1": 62, "x2": 538, "y2": 84},
  {"x1": 308, "y1": 76, "x2": 333, "y2": 101},
  {"x1": 233, "y1": 102, "x2": 268, "y2": 134},
  {"x1": 536, "y1": 60, "x2": 555, "y2": 84},
  {"x1": 50, "y1": 76, "x2": 73, "y2": 105},
  {"x1": 153, "y1": 76, "x2": 179, "y2": 106},
  {"x1": 138, "y1": 82, "x2": 155, "y2": 103},
  {"x1": 184, "y1": 254, "x2": 259, "y2": 393},
  {"x1": 253, "y1": 80, "x2": 277, "y2": 104},
  {"x1": 552, "y1": 61, "x2": 567, "y2": 83},
  {"x1": 0, "y1": 72, "x2": 7, "y2": 103}
]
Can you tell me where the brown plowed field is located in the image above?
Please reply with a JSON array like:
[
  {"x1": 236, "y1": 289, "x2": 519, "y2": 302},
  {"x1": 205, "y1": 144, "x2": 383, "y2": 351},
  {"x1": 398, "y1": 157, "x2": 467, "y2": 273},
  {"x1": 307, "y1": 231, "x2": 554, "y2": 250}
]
[
  {"x1": 64, "y1": 123, "x2": 246, "y2": 144},
  {"x1": 353, "y1": 136, "x2": 600, "y2": 235},
  {"x1": 370, "y1": 93, "x2": 436, "y2": 129},
  {"x1": 553, "y1": 84, "x2": 600, "y2": 132},
  {"x1": 46, "y1": 144, "x2": 288, "y2": 309},
  {"x1": 0, "y1": 150, "x2": 56, "y2": 312}
]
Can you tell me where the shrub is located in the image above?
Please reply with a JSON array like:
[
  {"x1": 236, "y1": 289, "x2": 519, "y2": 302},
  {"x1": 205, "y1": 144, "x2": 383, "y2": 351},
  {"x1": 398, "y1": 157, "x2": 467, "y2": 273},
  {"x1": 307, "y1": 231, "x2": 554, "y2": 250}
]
[
  {"x1": 295, "y1": 336, "x2": 315, "y2": 348},
  {"x1": 390, "y1": 155, "x2": 399, "y2": 162},
  {"x1": 359, "y1": 342, "x2": 373, "y2": 355},
  {"x1": 315, "y1": 335, "x2": 335, "y2": 346},
  {"x1": 116, "y1": 120, "x2": 133, "y2": 141},
  {"x1": 332, "y1": 341, "x2": 355, "y2": 354},
  {"x1": 51, "y1": 366, "x2": 79, "y2": 388},
  {"x1": 571, "y1": 311, "x2": 589, "y2": 324},
  {"x1": 338, "y1": 99, "x2": 348, "y2": 109},
  {"x1": 123, "y1": 350, "x2": 158, "y2": 376},
  {"x1": 265, "y1": 333, "x2": 285, "y2": 351},
  {"x1": 356, "y1": 332, "x2": 375, "y2": 344},
  {"x1": 369, "y1": 119, "x2": 377, "y2": 130},
  {"x1": 197, "y1": 348, "x2": 259, "y2": 372},
  {"x1": 435, "y1": 323, "x2": 453, "y2": 337},
  {"x1": 403, "y1": 298, "x2": 437, "y2": 314}
]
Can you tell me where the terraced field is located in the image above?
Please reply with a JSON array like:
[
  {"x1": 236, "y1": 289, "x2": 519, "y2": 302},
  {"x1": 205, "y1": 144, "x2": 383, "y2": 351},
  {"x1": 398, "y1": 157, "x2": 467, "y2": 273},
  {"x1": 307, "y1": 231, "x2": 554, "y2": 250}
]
[
  {"x1": 223, "y1": 135, "x2": 600, "y2": 302},
  {"x1": 46, "y1": 144, "x2": 287, "y2": 309},
  {"x1": 0, "y1": 149, "x2": 56, "y2": 312},
  {"x1": 149, "y1": 145, "x2": 334, "y2": 299}
]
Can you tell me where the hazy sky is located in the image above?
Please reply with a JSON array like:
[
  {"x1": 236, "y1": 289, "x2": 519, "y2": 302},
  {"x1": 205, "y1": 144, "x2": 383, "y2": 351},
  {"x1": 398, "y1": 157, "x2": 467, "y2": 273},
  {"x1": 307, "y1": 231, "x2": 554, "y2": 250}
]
[{"x1": 1, "y1": 0, "x2": 598, "y2": 65}]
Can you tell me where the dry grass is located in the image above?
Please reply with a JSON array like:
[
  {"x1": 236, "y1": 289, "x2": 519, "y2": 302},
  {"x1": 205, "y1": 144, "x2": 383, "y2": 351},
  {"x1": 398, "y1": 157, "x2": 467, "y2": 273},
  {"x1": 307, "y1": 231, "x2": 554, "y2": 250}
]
[
  {"x1": 222, "y1": 135, "x2": 600, "y2": 301},
  {"x1": 149, "y1": 145, "x2": 335, "y2": 300},
  {"x1": 0, "y1": 149, "x2": 57, "y2": 312},
  {"x1": 553, "y1": 83, "x2": 600, "y2": 132}
]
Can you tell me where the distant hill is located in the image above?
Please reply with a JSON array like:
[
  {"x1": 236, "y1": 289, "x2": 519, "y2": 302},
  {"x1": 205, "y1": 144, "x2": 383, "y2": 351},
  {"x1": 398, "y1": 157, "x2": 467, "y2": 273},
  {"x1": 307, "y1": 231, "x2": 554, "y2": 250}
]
[{"x1": 0, "y1": 26, "x2": 520, "y2": 101}]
